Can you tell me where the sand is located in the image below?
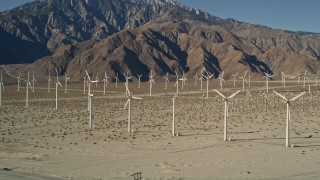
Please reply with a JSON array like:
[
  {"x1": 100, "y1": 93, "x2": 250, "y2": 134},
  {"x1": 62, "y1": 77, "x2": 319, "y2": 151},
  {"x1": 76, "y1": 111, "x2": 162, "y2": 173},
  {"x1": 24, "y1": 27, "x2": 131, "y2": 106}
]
[{"x1": 0, "y1": 79, "x2": 320, "y2": 179}]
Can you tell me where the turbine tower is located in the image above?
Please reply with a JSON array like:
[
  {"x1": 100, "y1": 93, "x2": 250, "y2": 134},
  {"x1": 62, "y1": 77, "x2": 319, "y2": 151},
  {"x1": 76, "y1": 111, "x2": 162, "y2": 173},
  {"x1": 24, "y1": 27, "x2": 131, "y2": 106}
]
[
  {"x1": 123, "y1": 83, "x2": 142, "y2": 133},
  {"x1": 273, "y1": 90, "x2": 306, "y2": 147},
  {"x1": 214, "y1": 89, "x2": 241, "y2": 141}
]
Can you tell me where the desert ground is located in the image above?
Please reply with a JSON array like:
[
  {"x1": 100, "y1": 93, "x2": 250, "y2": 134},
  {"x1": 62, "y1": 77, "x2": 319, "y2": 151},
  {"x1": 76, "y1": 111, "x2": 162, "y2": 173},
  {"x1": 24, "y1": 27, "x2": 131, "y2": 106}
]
[{"x1": 1, "y1": 78, "x2": 320, "y2": 179}]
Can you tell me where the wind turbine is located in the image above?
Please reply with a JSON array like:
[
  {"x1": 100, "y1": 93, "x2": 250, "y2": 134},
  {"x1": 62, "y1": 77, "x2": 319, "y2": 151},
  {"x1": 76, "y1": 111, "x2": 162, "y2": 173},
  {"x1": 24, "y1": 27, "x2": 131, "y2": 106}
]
[
  {"x1": 102, "y1": 71, "x2": 109, "y2": 94},
  {"x1": 123, "y1": 72, "x2": 132, "y2": 95},
  {"x1": 32, "y1": 71, "x2": 36, "y2": 92},
  {"x1": 149, "y1": 70, "x2": 155, "y2": 96},
  {"x1": 174, "y1": 71, "x2": 180, "y2": 95},
  {"x1": 54, "y1": 69, "x2": 62, "y2": 110},
  {"x1": 263, "y1": 72, "x2": 274, "y2": 92},
  {"x1": 137, "y1": 74, "x2": 142, "y2": 88},
  {"x1": 218, "y1": 72, "x2": 225, "y2": 91},
  {"x1": 163, "y1": 73, "x2": 169, "y2": 90},
  {"x1": 64, "y1": 73, "x2": 70, "y2": 93},
  {"x1": 214, "y1": 89, "x2": 241, "y2": 141},
  {"x1": 17, "y1": 73, "x2": 21, "y2": 92},
  {"x1": 203, "y1": 73, "x2": 214, "y2": 99},
  {"x1": 0, "y1": 68, "x2": 4, "y2": 107},
  {"x1": 95, "y1": 73, "x2": 99, "y2": 87},
  {"x1": 194, "y1": 72, "x2": 198, "y2": 86},
  {"x1": 25, "y1": 71, "x2": 32, "y2": 108},
  {"x1": 48, "y1": 71, "x2": 52, "y2": 93},
  {"x1": 296, "y1": 72, "x2": 302, "y2": 85},
  {"x1": 245, "y1": 90, "x2": 255, "y2": 109},
  {"x1": 88, "y1": 94, "x2": 94, "y2": 129},
  {"x1": 302, "y1": 70, "x2": 308, "y2": 88},
  {"x1": 2, "y1": 67, "x2": 31, "y2": 107},
  {"x1": 199, "y1": 72, "x2": 204, "y2": 90},
  {"x1": 273, "y1": 90, "x2": 306, "y2": 147},
  {"x1": 85, "y1": 70, "x2": 99, "y2": 111},
  {"x1": 281, "y1": 72, "x2": 290, "y2": 87},
  {"x1": 180, "y1": 71, "x2": 188, "y2": 89},
  {"x1": 123, "y1": 83, "x2": 142, "y2": 133},
  {"x1": 83, "y1": 75, "x2": 87, "y2": 94},
  {"x1": 166, "y1": 93, "x2": 179, "y2": 136},
  {"x1": 232, "y1": 73, "x2": 238, "y2": 87},
  {"x1": 239, "y1": 71, "x2": 247, "y2": 91},
  {"x1": 114, "y1": 73, "x2": 119, "y2": 88}
]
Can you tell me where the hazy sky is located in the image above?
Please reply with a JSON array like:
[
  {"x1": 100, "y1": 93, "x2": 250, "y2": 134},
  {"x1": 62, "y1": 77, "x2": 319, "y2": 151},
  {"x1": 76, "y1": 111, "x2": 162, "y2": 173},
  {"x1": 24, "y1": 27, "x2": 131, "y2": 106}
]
[{"x1": 0, "y1": 0, "x2": 319, "y2": 33}]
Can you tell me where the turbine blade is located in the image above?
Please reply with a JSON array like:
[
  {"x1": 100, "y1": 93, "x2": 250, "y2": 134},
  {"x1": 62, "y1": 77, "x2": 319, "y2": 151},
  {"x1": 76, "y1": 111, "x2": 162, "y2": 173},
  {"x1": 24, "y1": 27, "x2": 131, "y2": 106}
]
[
  {"x1": 229, "y1": 90, "x2": 241, "y2": 99},
  {"x1": 132, "y1": 96, "x2": 143, "y2": 100},
  {"x1": 213, "y1": 89, "x2": 226, "y2": 98},
  {"x1": 123, "y1": 99, "x2": 129, "y2": 109},
  {"x1": 291, "y1": 92, "x2": 306, "y2": 101},
  {"x1": 273, "y1": 90, "x2": 287, "y2": 101},
  {"x1": 85, "y1": 70, "x2": 91, "y2": 81}
]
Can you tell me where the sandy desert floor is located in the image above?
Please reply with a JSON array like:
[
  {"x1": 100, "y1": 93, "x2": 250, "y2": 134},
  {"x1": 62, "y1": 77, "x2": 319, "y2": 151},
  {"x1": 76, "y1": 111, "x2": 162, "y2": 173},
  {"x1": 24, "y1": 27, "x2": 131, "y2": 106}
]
[{"x1": 0, "y1": 79, "x2": 320, "y2": 179}]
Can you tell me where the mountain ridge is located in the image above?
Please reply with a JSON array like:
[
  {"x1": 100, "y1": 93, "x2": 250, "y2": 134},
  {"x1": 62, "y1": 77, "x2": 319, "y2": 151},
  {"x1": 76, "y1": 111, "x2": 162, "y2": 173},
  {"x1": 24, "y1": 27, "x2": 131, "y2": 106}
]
[{"x1": 0, "y1": 0, "x2": 320, "y2": 80}]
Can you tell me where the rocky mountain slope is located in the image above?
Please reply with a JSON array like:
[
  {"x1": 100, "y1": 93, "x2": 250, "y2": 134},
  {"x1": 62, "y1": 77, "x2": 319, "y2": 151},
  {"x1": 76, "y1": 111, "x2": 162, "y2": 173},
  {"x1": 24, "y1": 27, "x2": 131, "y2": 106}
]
[{"x1": 1, "y1": 0, "x2": 320, "y2": 80}]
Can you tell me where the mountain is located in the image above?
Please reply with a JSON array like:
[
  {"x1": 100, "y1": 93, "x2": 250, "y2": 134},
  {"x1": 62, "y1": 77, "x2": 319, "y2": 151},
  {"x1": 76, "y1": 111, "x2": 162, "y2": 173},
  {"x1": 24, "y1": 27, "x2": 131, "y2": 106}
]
[
  {"x1": 1, "y1": 0, "x2": 320, "y2": 80},
  {"x1": 0, "y1": 0, "x2": 215, "y2": 64}
]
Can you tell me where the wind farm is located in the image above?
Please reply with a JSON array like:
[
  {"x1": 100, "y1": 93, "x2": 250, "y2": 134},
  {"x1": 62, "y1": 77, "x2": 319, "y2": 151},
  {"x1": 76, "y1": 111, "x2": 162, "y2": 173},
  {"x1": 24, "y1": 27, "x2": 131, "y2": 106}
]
[
  {"x1": 1, "y1": 0, "x2": 320, "y2": 179},
  {"x1": 1, "y1": 65, "x2": 320, "y2": 179}
]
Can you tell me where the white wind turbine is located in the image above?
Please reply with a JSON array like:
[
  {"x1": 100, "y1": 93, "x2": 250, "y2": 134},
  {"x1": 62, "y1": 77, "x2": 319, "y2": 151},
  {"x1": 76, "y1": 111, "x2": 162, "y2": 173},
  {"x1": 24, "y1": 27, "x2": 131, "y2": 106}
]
[
  {"x1": 25, "y1": 71, "x2": 32, "y2": 108},
  {"x1": 0, "y1": 68, "x2": 4, "y2": 107},
  {"x1": 95, "y1": 73, "x2": 99, "y2": 87},
  {"x1": 102, "y1": 71, "x2": 109, "y2": 94},
  {"x1": 214, "y1": 89, "x2": 241, "y2": 141},
  {"x1": 303, "y1": 70, "x2": 309, "y2": 88},
  {"x1": 263, "y1": 72, "x2": 274, "y2": 92},
  {"x1": 166, "y1": 93, "x2": 179, "y2": 136},
  {"x1": 83, "y1": 75, "x2": 87, "y2": 94},
  {"x1": 203, "y1": 73, "x2": 214, "y2": 99},
  {"x1": 48, "y1": 70, "x2": 52, "y2": 93},
  {"x1": 248, "y1": 74, "x2": 251, "y2": 88},
  {"x1": 64, "y1": 73, "x2": 70, "y2": 93},
  {"x1": 296, "y1": 72, "x2": 302, "y2": 85},
  {"x1": 85, "y1": 70, "x2": 99, "y2": 111},
  {"x1": 194, "y1": 72, "x2": 198, "y2": 86},
  {"x1": 199, "y1": 72, "x2": 204, "y2": 90},
  {"x1": 180, "y1": 71, "x2": 188, "y2": 89},
  {"x1": 123, "y1": 72, "x2": 132, "y2": 95},
  {"x1": 239, "y1": 71, "x2": 247, "y2": 91},
  {"x1": 281, "y1": 72, "x2": 291, "y2": 87},
  {"x1": 149, "y1": 70, "x2": 155, "y2": 96},
  {"x1": 137, "y1": 74, "x2": 142, "y2": 88},
  {"x1": 114, "y1": 73, "x2": 119, "y2": 88},
  {"x1": 302, "y1": 70, "x2": 309, "y2": 88},
  {"x1": 163, "y1": 73, "x2": 169, "y2": 90},
  {"x1": 2, "y1": 67, "x2": 31, "y2": 107},
  {"x1": 54, "y1": 69, "x2": 62, "y2": 110},
  {"x1": 88, "y1": 94, "x2": 94, "y2": 129},
  {"x1": 245, "y1": 90, "x2": 255, "y2": 109},
  {"x1": 32, "y1": 71, "x2": 36, "y2": 92},
  {"x1": 123, "y1": 83, "x2": 142, "y2": 133},
  {"x1": 218, "y1": 72, "x2": 225, "y2": 91},
  {"x1": 273, "y1": 90, "x2": 306, "y2": 147},
  {"x1": 232, "y1": 73, "x2": 238, "y2": 87},
  {"x1": 174, "y1": 71, "x2": 180, "y2": 95},
  {"x1": 17, "y1": 73, "x2": 21, "y2": 92}
]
